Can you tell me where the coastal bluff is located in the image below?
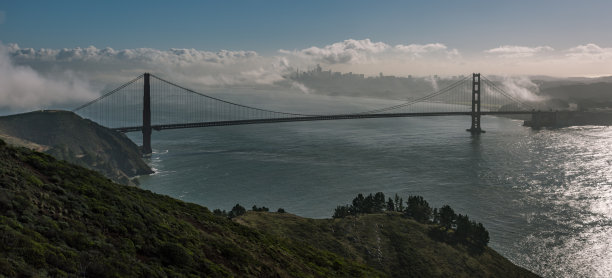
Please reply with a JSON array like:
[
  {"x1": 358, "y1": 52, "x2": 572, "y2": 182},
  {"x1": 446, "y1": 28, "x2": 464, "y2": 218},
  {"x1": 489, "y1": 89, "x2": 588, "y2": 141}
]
[{"x1": 0, "y1": 110, "x2": 152, "y2": 184}]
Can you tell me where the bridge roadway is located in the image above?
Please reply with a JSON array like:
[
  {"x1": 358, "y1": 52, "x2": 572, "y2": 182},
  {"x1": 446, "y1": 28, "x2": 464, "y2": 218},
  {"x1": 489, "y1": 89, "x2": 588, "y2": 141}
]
[{"x1": 111, "y1": 111, "x2": 533, "y2": 132}]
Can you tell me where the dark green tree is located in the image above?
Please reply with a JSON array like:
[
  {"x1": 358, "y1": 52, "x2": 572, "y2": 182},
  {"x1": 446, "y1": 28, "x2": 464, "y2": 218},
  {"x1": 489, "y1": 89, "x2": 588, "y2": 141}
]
[
  {"x1": 252, "y1": 205, "x2": 269, "y2": 212},
  {"x1": 394, "y1": 194, "x2": 400, "y2": 211},
  {"x1": 432, "y1": 208, "x2": 439, "y2": 223},
  {"x1": 212, "y1": 209, "x2": 227, "y2": 218},
  {"x1": 363, "y1": 193, "x2": 375, "y2": 213},
  {"x1": 474, "y1": 222, "x2": 490, "y2": 248},
  {"x1": 373, "y1": 192, "x2": 386, "y2": 213},
  {"x1": 438, "y1": 205, "x2": 455, "y2": 228},
  {"x1": 404, "y1": 195, "x2": 432, "y2": 223},
  {"x1": 352, "y1": 193, "x2": 365, "y2": 214},
  {"x1": 333, "y1": 205, "x2": 352, "y2": 218},
  {"x1": 455, "y1": 214, "x2": 472, "y2": 241},
  {"x1": 386, "y1": 197, "x2": 395, "y2": 212},
  {"x1": 228, "y1": 203, "x2": 246, "y2": 218}
]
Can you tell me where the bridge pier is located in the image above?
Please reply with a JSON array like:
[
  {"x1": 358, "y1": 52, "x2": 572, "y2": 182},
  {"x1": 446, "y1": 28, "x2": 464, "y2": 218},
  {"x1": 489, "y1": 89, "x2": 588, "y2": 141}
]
[
  {"x1": 142, "y1": 73, "x2": 153, "y2": 155},
  {"x1": 467, "y1": 73, "x2": 485, "y2": 134}
]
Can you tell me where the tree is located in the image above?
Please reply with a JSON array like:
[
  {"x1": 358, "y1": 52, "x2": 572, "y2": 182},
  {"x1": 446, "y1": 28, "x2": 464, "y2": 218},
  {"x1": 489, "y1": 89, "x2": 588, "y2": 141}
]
[
  {"x1": 432, "y1": 208, "x2": 439, "y2": 224},
  {"x1": 212, "y1": 209, "x2": 227, "y2": 218},
  {"x1": 394, "y1": 194, "x2": 400, "y2": 212},
  {"x1": 228, "y1": 204, "x2": 246, "y2": 218},
  {"x1": 277, "y1": 208, "x2": 286, "y2": 213},
  {"x1": 438, "y1": 205, "x2": 455, "y2": 228},
  {"x1": 352, "y1": 194, "x2": 365, "y2": 214},
  {"x1": 373, "y1": 192, "x2": 386, "y2": 213},
  {"x1": 252, "y1": 205, "x2": 269, "y2": 212},
  {"x1": 404, "y1": 195, "x2": 432, "y2": 223},
  {"x1": 333, "y1": 205, "x2": 351, "y2": 218},
  {"x1": 386, "y1": 197, "x2": 395, "y2": 212},
  {"x1": 454, "y1": 214, "x2": 489, "y2": 252},
  {"x1": 454, "y1": 214, "x2": 472, "y2": 241},
  {"x1": 474, "y1": 222, "x2": 490, "y2": 248},
  {"x1": 363, "y1": 194, "x2": 375, "y2": 213}
]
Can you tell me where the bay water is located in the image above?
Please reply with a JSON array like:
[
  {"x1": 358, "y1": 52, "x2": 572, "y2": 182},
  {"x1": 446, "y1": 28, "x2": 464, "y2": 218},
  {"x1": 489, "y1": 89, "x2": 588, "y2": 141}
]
[{"x1": 127, "y1": 91, "x2": 612, "y2": 277}]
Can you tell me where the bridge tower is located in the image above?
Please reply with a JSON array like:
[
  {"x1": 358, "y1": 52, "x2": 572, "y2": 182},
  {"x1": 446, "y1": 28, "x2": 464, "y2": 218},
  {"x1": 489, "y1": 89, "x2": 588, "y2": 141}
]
[
  {"x1": 467, "y1": 73, "x2": 485, "y2": 134},
  {"x1": 142, "y1": 73, "x2": 153, "y2": 155}
]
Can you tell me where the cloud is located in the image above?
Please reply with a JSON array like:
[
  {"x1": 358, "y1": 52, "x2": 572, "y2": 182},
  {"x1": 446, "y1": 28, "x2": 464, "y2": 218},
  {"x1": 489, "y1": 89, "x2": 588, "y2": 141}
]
[
  {"x1": 485, "y1": 45, "x2": 554, "y2": 58},
  {"x1": 0, "y1": 43, "x2": 97, "y2": 111},
  {"x1": 394, "y1": 43, "x2": 458, "y2": 58},
  {"x1": 8, "y1": 43, "x2": 285, "y2": 88},
  {"x1": 10, "y1": 44, "x2": 258, "y2": 65},
  {"x1": 280, "y1": 39, "x2": 390, "y2": 64},
  {"x1": 280, "y1": 39, "x2": 460, "y2": 65},
  {"x1": 498, "y1": 76, "x2": 546, "y2": 102},
  {"x1": 566, "y1": 43, "x2": 612, "y2": 59}
]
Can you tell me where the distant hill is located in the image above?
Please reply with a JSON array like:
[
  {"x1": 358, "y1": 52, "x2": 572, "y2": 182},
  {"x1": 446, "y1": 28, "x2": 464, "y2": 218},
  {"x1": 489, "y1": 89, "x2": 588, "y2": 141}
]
[
  {"x1": 540, "y1": 82, "x2": 612, "y2": 100},
  {"x1": 0, "y1": 110, "x2": 152, "y2": 184},
  {"x1": 0, "y1": 141, "x2": 539, "y2": 277},
  {"x1": 537, "y1": 82, "x2": 612, "y2": 110}
]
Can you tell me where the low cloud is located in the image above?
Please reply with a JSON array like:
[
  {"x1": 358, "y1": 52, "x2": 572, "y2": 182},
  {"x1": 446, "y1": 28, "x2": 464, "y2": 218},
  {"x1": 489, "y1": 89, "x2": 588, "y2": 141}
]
[
  {"x1": 10, "y1": 44, "x2": 258, "y2": 64},
  {"x1": 485, "y1": 45, "x2": 554, "y2": 58},
  {"x1": 566, "y1": 43, "x2": 612, "y2": 60},
  {"x1": 394, "y1": 43, "x2": 459, "y2": 59},
  {"x1": 0, "y1": 43, "x2": 97, "y2": 111},
  {"x1": 281, "y1": 39, "x2": 459, "y2": 65},
  {"x1": 499, "y1": 76, "x2": 546, "y2": 102},
  {"x1": 280, "y1": 39, "x2": 390, "y2": 64},
  {"x1": 8, "y1": 43, "x2": 288, "y2": 89}
]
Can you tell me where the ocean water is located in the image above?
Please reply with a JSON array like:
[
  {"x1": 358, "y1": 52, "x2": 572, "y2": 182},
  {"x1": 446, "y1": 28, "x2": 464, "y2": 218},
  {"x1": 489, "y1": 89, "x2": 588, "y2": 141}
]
[{"x1": 126, "y1": 92, "x2": 612, "y2": 278}]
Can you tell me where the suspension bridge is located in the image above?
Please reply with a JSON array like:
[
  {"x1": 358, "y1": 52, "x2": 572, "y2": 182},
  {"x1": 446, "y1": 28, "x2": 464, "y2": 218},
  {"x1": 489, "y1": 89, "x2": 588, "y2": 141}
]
[{"x1": 73, "y1": 73, "x2": 535, "y2": 154}]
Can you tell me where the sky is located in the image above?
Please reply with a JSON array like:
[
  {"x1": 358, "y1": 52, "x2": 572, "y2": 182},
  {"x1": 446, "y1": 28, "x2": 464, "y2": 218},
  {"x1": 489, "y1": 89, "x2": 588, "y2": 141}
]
[{"x1": 1, "y1": 0, "x2": 612, "y2": 110}]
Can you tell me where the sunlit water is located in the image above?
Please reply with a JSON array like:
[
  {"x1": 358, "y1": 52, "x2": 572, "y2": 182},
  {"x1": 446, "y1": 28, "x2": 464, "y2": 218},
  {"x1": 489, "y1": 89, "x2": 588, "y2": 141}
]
[{"x1": 125, "y1": 92, "x2": 612, "y2": 277}]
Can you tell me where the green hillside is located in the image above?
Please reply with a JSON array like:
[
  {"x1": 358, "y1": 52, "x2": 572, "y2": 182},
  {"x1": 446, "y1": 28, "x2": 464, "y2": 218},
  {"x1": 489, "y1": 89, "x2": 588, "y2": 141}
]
[
  {"x1": 0, "y1": 140, "x2": 379, "y2": 277},
  {"x1": 0, "y1": 139, "x2": 538, "y2": 277}
]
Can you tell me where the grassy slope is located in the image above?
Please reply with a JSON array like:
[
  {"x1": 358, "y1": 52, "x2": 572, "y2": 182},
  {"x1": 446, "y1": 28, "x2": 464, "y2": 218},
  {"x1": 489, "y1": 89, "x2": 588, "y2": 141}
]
[
  {"x1": 0, "y1": 141, "x2": 380, "y2": 277},
  {"x1": 236, "y1": 212, "x2": 539, "y2": 278}
]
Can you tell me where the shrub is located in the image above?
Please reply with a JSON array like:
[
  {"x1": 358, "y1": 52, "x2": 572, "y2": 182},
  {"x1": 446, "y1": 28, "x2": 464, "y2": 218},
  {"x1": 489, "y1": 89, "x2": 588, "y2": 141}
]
[
  {"x1": 251, "y1": 205, "x2": 269, "y2": 212},
  {"x1": 159, "y1": 243, "x2": 192, "y2": 267},
  {"x1": 332, "y1": 205, "x2": 352, "y2": 219},
  {"x1": 228, "y1": 204, "x2": 246, "y2": 218},
  {"x1": 213, "y1": 209, "x2": 227, "y2": 217}
]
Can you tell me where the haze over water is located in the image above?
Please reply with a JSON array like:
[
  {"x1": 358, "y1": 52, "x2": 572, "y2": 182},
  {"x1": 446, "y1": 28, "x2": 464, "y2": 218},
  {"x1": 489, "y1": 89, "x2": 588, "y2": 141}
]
[{"x1": 124, "y1": 91, "x2": 612, "y2": 278}]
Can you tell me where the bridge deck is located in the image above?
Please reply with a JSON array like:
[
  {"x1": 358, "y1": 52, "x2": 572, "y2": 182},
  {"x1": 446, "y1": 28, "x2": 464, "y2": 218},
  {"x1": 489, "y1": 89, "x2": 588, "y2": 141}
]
[{"x1": 111, "y1": 111, "x2": 532, "y2": 132}]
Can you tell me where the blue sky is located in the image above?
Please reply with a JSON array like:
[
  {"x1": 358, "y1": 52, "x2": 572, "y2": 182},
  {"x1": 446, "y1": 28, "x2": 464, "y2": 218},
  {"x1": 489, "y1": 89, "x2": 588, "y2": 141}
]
[
  {"x1": 2, "y1": 0, "x2": 611, "y2": 53},
  {"x1": 1, "y1": 0, "x2": 612, "y2": 111}
]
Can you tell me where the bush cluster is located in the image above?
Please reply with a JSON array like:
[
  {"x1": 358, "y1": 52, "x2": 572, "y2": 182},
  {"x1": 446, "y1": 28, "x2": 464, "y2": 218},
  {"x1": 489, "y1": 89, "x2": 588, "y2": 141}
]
[
  {"x1": 333, "y1": 192, "x2": 489, "y2": 252},
  {"x1": 213, "y1": 204, "x2": 286, "y2": 218}
]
